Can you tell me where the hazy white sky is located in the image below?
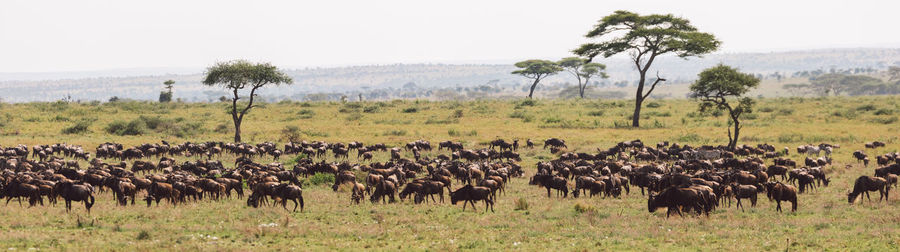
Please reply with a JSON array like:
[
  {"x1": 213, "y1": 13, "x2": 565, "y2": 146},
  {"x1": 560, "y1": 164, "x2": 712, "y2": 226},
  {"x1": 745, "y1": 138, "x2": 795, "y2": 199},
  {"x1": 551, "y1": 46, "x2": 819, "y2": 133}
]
[{"x1": 1, "y1": 0, "x2": 898, "y2": 72}]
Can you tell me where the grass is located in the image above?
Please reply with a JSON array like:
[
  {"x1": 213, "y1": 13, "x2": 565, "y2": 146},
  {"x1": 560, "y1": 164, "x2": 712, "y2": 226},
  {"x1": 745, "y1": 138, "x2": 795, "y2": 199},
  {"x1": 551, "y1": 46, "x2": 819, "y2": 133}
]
[{"x1": 0, "y1": 96, "x2": 900, "y2": 250}]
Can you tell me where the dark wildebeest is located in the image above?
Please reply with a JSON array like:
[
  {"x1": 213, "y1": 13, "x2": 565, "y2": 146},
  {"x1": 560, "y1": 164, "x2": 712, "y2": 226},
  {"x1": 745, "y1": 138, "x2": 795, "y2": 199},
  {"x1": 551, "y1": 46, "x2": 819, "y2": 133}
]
[
  {"x1": 273, "y1": 184, "x2": 304, "y2": 212},
  {"x1": 847, "y1": 175, "x2": 889, "y2": 204},
  {"x1": 647, "y1": 187, "x2": 706, "y2": 218},
  {"x1": 730, "y1": 183, "x2": 758, "y2": 211},
  {"x1": 543, "y1": 138, "x2": 567, "y2": 150},
  {"x1": 764, "y1": 182, "x2": 797, "y2": 212},
  {"x1": 449, "y1": 184, "x2": 494, "y2": 212},
  {"x1": 54, "y1": 181, "x2": 95, "y2": 213},
  {"x1": 530, "y1": 174, "x2": 568, "y2": 198}
]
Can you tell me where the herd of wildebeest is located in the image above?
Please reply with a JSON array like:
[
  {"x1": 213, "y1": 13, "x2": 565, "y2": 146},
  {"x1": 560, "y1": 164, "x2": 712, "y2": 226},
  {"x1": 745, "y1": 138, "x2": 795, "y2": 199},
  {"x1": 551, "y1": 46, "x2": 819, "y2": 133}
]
[{"x1": 1, "y1": 136, "x2": 899, "y2": 217}]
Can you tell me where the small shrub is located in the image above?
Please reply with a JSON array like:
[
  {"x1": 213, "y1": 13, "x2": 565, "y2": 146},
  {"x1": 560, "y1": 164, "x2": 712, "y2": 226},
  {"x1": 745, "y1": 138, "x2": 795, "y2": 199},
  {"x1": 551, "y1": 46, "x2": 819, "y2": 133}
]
[
  {"x1": 856, "y1": 104, "x2": 877, "y2": 112},
  {"x1": 516, "y1": 99, "x2": 537, "y2": 108},
  {"x1": 869, "y1": 116, "x2": 898, "y2": 125},
  {"x1": 384, "y1": 130, "x2": 407, "y2": 136},
  {"x1": 543, "y1": 116, "x2": 563, "y2": 124},
  {"x1": 345, "y1": 113, "x2": 363, "y2": 121},
  {"x1": 136, "y1": 230, "x2": 151, "y2": 240},
  {"x1": 452, "y1": 109, "x2": 464, "y2": 118},
  {"x1": 874, "y1": 108, "x2": 894, "y2": 115},
  {"x1": 106, "y1": 120, "x2": 146, "y2": 136},
  {"x1": 402, "y1": 107, "x2": 418, "y2": 113},
  {"x1": 466, "y1": 130, "x2": 478, "y2": 136},
  {"x1": 362, "y1": 106, "x2": 380, "y2": 113},
  {"x1": 776, "y1": 108, "x2": 794, "y2": 116},
  {"x1": 62, "y1": 120, "x2": 92, "y2": 134},
  {"x1": 305, "y1": 173, "x2": 335, "y2": 186},
  {"x1": 214, "y1": 122, "x2": 232, "y2": 134},
  {"x1": 514, "y1": 198, "x2": 529, "y2": 211},
  {"x1": 646, "y1": 102, "x2": 662, "y2": 108},
  {"x1": 574, "y1": 203, "x2": 596, "y2": 214},
  {"x1": 281, "y1": 126, "x2": 301, "y2": 142},
  {"x1": 587, "y1": 111, "x2": 604, "y2": 117},
  {"x1": 448, "y1": 129, "x2": 460, "y2": 136},
  {"x1": 297, "y1": 109, "x2": 315, "y2": 118},
  {"x1": 758, "y1": 107, "x2": 775, "y2": 113}
]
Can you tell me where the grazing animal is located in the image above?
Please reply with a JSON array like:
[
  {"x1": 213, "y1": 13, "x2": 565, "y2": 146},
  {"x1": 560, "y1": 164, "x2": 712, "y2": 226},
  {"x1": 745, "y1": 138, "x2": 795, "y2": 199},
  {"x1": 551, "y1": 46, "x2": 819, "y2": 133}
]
[
  {"x1": 647, "y1": 187, "x2": 706, "y2": 218},
  {"x1": 449, "y1": 185, "x2": 494, "y2": 212},
  {"x1": 273, "y1": 184, "x2": 304, "y2": 212},
  {"x1": 764, "y1": 182, "x2": 798, "y2": 212},
  {"x1": 54, "y1": 181, "x2": 95, "y2": 213},
  {"x1": 730, "y1": 183, "x2": 758, "y2": 211},
  {"x1": 847, "y1": 175, "x2": 889, "y2": 204}
]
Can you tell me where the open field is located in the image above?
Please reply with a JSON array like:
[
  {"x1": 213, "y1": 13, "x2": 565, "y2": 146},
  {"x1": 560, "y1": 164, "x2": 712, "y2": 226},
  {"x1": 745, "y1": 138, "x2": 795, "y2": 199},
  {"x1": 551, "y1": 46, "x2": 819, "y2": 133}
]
[{"x1": 1, "y1": 96, "x2": 900, "y2": 250}]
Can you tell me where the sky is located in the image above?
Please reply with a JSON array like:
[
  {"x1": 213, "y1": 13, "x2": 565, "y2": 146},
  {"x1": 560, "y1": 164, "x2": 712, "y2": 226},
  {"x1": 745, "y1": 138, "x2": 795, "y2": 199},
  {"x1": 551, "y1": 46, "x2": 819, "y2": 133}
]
[{"x1": 1, "y1": 0, "x2": 898, "y2": 73}]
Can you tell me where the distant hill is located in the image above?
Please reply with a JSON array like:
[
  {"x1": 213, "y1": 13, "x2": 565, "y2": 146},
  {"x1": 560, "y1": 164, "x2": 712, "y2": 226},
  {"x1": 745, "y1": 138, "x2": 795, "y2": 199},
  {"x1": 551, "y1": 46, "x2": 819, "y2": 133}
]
[{"x1": 0, "y1": 48, "x2": 898, "y2": 103}]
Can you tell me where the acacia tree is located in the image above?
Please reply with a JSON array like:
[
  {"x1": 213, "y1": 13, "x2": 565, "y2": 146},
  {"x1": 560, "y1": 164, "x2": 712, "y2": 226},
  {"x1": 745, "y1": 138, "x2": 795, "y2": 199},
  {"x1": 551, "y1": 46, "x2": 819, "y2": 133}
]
[
  {"x1": 512, "y1": 59, "x2": 562, "y2": 98},
  {"x1": 558, "y1": 57, "x2": 608, "y2": 99},
  {"x1": 203, "y1": 60, "x2": 293, "y2": 142},
  {"x1": 159, "y1": 80, "x2": 174, "y2": 103},
  {"x1": 689, "y1": 65, "x2": 759, "y2": 150},
  {"x1": 574, "y1": 10, "x2": 720, "y2": 127}
]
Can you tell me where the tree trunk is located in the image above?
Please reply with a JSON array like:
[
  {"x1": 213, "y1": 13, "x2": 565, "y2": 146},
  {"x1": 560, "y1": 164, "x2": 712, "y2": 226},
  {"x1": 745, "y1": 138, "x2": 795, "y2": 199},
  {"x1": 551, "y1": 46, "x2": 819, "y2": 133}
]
[
  {"x1": 579, "y1": 84, "x2": 586, "y2": 99},
  {"x1": 633, "y1": 72, "x2": 647, "y2": 127},
  {"x1": 233, "y1": 118, "x2": 242, "y2": 143},
  {"x1": 527, "y1": 77, "x2": 540, "y2": 98},
  {"x1": 729, "y1": 116, "x2": 740, "y2": 150},
  {"x1": 632, "y1": 97, "x2": 643, "y2": 127}
]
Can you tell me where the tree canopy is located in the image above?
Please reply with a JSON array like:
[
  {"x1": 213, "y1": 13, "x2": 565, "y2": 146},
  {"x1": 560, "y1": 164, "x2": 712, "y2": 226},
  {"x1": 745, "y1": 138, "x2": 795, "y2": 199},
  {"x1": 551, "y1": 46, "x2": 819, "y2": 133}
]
[
  {"x1": 557, "y1": 57, "x2": 608, "y2": 99},
  {"x1": 511, "y1": 59, "x2": 562, "y2": 98},
  {"x1": 203, "y1": 60, "x2": 293, "y2": 142},
  {"x1": 574, "y1": 10, "x2": 720, "y2": 127},
  {"x1": 689, "y1": 64, "x2": 759, "y2": 149}
]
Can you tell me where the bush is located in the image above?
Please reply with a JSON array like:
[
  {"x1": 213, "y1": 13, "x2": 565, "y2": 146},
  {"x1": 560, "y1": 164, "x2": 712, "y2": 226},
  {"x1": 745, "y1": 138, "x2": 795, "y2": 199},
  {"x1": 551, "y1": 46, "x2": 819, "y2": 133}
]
[
  {"x1": 448, "y1": 129, "x2": 460, "y2": 136},
  {"x1": 384, "y1": 130, "x2": 407, "y2": 136},
  {"x1": 758, "y1": 107, "x2": 775, "y2": 113},
  {"x1": 516, "y1": 99, "x2": 537, "y2": 108},
  {"x1": 646, "y1": 102, "x2": 662, "y2": 108},
  {"x1": 869, "y1": 116, "x2": 899, "y2": 125},
  {"x1": 62, "y1": 120, "x2": 92, "y2": 134},
  {"x1": 402, "y1": 107, "x2": 418, "y2": 113},
  {"x1": 297, "y1": 109, "x2": 315, "y2": 119},
  {"x1": 282, "y1": 126, "x2": 301, "y2": 142},
  {"x1": 587, "y1": 111, "x2": 604, "y2": 117},
  {"x1": 856, "y1": 104, "x2": 877, "y2": 112},
  {"x1": 106, "y1": 120, "x2": 146, "y2": 136},
  {"x1": 362, "y1": 106, "x2": 380, "y2": 113},
  {"x1": 574, "y1": 203, "x2": 596, "y2": 214},
  {"x1": 305, "y1": 173, "x2": 335, "y2": 186},
  {"x1": 452, "y1": 109, "x2": 464, "y2": 118},
  {"x1": 136, "y1": 230, "x2": 151, "y2": 240},
  {"x1": 874, "y1": 108, "x2": 894, "y2": 115},
  {"x1": 514, "y1": 198, "x2": 529, "y2": 211}
]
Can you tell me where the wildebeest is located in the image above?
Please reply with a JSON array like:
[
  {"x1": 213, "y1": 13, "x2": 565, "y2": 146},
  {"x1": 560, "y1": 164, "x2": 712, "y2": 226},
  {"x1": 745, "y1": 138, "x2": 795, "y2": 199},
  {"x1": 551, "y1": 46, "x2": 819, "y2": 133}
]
[
  {"x1": 543, "y1": 138, "x2": 567, "y2": 150},
  {"x1": 764, "y1": 182, "x2": 797, "y2": 212},
  {"x1": 647, "y1": 187, "x2": 707, "y2": 218},
  {"x1": 730, "y1": 183, "x2": 758, "y2": 211},
  {"x1": 530, "y1": 174, "x2": 568, "y2": 198},
  {"x1": 54, "y1": 181, "x2": 95, "y2": 213},
  {"x1": 273, "y1": 184, "x2": 304, "y2": 212},
  {"x1": 847, "y1": 175, "x2": 889, "y2": 204},
  {"x1": 449, "y1": 184, "x2": 494, "y2": 212}
]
